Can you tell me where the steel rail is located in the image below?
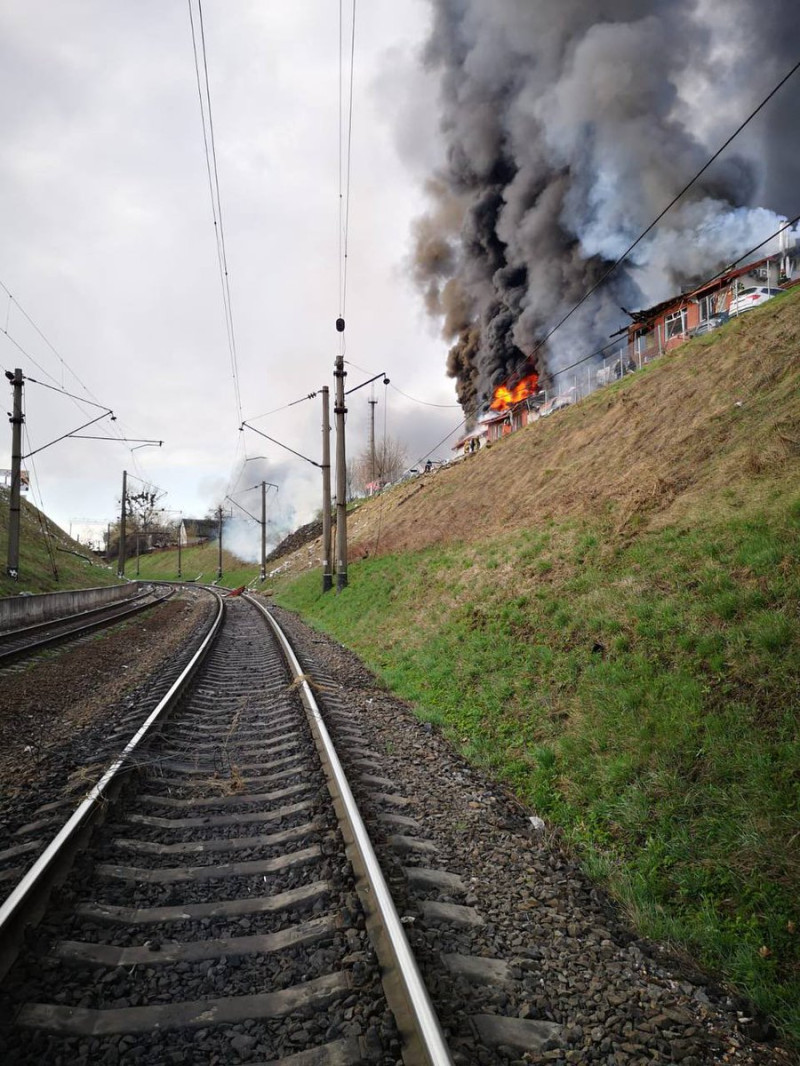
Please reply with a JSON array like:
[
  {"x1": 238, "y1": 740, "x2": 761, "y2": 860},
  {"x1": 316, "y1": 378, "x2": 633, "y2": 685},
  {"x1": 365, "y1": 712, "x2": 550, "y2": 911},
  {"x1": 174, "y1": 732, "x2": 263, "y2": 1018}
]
[
  {"x1": 249, "y1": 595, "x2": 454, "y2": 1066},
  {"x1": 0, "y1": 588, "x2": 225, "y2": 981},
  {"x1": 0, "y1": 586, "x2": 175, "y2": 666},
  {"x1": 0, "y1": 586, "x2": 151, "y2": 643}
]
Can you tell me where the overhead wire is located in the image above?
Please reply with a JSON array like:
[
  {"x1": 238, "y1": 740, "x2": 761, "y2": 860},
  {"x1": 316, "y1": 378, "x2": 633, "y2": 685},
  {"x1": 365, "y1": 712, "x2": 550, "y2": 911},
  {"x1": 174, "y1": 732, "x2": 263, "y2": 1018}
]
[
  {"x1": 0, "y1": 281, "x2": 146, "y2": 470},
  {"x1": 527, "y1": 55, "x2": 800, "y2": 366},
  {"x1": 337, "y1": 0, "x2": 357, "y2": 350},
  {"x1": 371, "y1": 376, "x2": 390, "y2": 556},
  {"x1": 343, "y1": 360, "x2": 460, "y2": 408},
  {"x1": 22, "y1": 423, "x2": 59, "y2": 579},
  {"x1": 414, "y1": 417, "x2": 466, "y2": 468},
  {"x1": 546, "y1": 212, "x2": 800, "y2": 385},
  {"x1": 188, "y1": 0, "x2": 244, "y2": 431}
]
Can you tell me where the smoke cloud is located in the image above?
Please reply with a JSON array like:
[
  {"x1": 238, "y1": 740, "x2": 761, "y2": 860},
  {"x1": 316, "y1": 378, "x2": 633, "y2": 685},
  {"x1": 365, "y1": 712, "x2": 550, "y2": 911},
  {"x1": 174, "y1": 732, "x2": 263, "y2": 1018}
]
[{"x1": 411, "y1": 0, "x2": 800, "y2": 415}]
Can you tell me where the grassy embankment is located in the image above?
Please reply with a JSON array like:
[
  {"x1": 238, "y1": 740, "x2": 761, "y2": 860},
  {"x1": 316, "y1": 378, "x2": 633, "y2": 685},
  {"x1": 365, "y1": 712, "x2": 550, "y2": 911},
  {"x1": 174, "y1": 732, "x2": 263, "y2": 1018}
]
[
  {"x1": 130, "y1": 541, "x2": 258, "y2": 588},
  {"x1": 274, "y1": 290, "x2": 800, "y2": 1041},
  {"x1": 0, "y1": 490, "x2": 122, "y2": 597}
]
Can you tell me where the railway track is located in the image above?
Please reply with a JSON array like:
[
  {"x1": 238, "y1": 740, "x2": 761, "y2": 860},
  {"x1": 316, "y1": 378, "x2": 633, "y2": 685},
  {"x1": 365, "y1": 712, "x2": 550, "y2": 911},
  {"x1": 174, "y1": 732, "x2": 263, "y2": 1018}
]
[
  {"x1": 0, "y1": 591, "x2": 459, "y2": 1064},
  {"x1": 0, "y1": 585, "x2": 174, "y2": 668},
  {"x1": 0, "y1": 590, "x2": 787, "y2": 1065}
]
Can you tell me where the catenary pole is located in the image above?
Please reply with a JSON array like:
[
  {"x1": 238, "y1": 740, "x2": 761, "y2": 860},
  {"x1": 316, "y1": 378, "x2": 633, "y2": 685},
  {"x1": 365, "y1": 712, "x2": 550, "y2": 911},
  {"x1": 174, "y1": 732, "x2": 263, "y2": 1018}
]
[
  {"x1": 117, "y1": 470, "x2": 127, "y2": 579},
  {"x1": 368, "y1": 395, "x2": 377, "y2": 488},
  {"x1": 217, "y1": 505, "x2": 223, "y2": 581},
  {"x1": 334, "y1": 355, "x2": 348, "y2": 591},
  {"x1": 321, "y1": 386, "x2": 333, "y2": 592},
  {"x1": 6, "y1": 369, "x2": 24, "y2": 578},
  {"x1": 260, "y1": 481, "x2": 267, "y2": 582}
]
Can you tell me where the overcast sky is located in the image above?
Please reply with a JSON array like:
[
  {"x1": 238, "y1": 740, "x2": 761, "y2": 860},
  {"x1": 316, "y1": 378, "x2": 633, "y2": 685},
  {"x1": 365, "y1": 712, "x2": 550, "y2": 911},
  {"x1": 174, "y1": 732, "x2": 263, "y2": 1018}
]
[{"x1": 0, "y1": 0, "x2": 460, "y2": 554}]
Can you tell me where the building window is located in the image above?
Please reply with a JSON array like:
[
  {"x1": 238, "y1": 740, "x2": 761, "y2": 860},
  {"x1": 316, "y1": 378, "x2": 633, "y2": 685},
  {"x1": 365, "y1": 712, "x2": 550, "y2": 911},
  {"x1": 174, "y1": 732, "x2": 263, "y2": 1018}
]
[
  {"x1": 665, "y1": 308, "x2": 687, "y2": 340},
  {"x1": 698, "y1": 294, "x2": 717, "y2": 321}
]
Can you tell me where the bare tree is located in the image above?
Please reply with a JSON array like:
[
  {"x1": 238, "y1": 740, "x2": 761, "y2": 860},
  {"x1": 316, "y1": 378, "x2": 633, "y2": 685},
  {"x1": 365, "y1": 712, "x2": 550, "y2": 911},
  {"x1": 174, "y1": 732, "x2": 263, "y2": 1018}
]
[{"x1": 352, "y1": 436, "x2": 407, "y2": 496}]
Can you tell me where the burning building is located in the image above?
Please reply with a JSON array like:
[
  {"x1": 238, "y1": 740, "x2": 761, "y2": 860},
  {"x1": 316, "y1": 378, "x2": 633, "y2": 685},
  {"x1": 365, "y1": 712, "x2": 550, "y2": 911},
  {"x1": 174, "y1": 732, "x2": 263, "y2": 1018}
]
[{"x1": 408, "y1": 1, "x2": 800, "y2": 418}]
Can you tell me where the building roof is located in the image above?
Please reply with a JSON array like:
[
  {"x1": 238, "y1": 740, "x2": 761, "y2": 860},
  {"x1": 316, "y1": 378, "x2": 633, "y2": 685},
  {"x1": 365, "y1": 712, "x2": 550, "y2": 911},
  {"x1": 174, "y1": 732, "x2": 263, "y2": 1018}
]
[{"x1": 625, "y1": 254, "x2": 777, "y2": 328}]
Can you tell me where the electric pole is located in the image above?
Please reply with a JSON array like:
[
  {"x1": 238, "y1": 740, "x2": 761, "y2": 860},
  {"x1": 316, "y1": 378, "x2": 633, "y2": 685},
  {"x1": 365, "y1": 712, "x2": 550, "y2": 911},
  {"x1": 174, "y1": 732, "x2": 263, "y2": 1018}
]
[
  {"x1": 5, "y1": 368, "x2": 24, "y2": 579},
  {"x1": 334, "y1": 355, "x2": 348, "y2": 591},
  {"x1": 117, "y1": 470, "x2": 127, "y2": 579},
  {"x1": 260, "y1": 481, "x2": 267, "y2": 582},
  {"x1": 368, "y1": 395, "x2": 378, "y2": 489},
  {"x1": 177, "y1": 523, "x2": 182, "y2": 580},
  {"x1": 321, "y1": 386, "x2": 333, "y2": 592},
  {"x1": 217, "y1": 504, "x2": 223, "y2": 581}
]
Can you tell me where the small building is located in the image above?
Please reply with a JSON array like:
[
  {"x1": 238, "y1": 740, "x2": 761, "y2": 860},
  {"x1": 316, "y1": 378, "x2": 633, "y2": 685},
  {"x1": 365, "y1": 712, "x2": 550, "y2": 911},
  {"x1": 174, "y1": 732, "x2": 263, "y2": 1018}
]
[
  {"x1": 624, "y1": 244, "x2": 798, "y2": 360},
  {"x1": 179, "y1": 518, "x2": 219, "y2": 546}
]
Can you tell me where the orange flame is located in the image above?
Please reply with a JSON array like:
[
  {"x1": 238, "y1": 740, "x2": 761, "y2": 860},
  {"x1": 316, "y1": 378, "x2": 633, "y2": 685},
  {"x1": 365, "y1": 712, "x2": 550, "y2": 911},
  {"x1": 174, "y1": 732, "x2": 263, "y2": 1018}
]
[{"x1": 489, "y1": 372, "x2": 539, "y2": 412}]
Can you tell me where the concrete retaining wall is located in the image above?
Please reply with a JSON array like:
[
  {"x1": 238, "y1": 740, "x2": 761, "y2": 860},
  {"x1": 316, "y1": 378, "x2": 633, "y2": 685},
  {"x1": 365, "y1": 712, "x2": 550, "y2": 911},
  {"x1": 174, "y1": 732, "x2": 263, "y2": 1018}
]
[{"x1": 0, "y1": 583, "x2": 140, "y2": 633}]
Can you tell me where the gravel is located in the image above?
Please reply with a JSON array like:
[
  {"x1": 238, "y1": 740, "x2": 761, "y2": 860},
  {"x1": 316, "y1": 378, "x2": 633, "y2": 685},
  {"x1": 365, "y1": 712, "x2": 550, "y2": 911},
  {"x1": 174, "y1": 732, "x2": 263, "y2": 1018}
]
[{"x1": 0, "y1": 589, "x2": 217, "y2": 891}]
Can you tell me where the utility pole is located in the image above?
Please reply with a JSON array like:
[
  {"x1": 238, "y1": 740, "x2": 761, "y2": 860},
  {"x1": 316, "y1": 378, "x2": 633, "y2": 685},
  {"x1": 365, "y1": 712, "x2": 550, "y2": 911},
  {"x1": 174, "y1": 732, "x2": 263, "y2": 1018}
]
[
  {"x1": 368, "y1": 394, "x2": 378, "y2": 489},
  {"x1": 117, "y1": 470, "x2": 127, "y2": 579},
  {"x1": 5, "y1": 368, "x2": 24, "y2": 579},
  {"x1": 177, "y1": 524, "x2": 182, "y2": 580},
  {"x1": 260, "y1": 481, "x2": 267, "y2": 582},
  {"x1": 217, "y1": 504, "x2": 223, "y2": 581},
  {"x1": 321, "y1": 386, "x2": 333, "y2": 592},
  {"x1": 334, "y1": 355, "x2": 348, "y2": 591}
]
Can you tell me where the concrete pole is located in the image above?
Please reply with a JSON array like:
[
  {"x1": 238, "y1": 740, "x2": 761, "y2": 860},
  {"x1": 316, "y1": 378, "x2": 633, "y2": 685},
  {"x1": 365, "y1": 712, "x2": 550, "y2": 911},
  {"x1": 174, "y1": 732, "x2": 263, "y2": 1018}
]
[
  {"x1": 321, "y1": 386, "x2": 333, "y2": 592},
  {"x1": 260, "y1": 481, "x2": 267, "y2": 582},
  {"x1": 217, "y1": 505, "x2": 223, "y2": 581},
  {"x1": 334, "y1": 355, "x2": 348, "y2": 591},
  {"x1": 117, "y1": 470, "x2": 127, "y2": 579},
  {"x1": 177, "y1": 521, "x2": 182, "y2": 579},
  {"x1": 368, "y1": 396, "x2": 378, "y2": 489},
  {"x1": 6, "y1": 368, "x2": 24, "y2": 579}
]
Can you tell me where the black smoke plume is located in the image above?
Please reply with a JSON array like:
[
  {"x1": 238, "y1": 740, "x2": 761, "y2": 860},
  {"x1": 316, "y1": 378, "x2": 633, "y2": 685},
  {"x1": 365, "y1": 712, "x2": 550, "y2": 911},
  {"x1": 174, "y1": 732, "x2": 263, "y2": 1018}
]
[{"x1": 412, "y1": 0, "x2": 800, "y2": 416}]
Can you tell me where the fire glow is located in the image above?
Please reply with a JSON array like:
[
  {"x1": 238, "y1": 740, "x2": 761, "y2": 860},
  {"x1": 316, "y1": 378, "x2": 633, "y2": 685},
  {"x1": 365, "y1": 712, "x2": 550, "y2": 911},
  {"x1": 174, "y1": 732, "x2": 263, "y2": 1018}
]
[{"x1": 489, "y1": 372, "x2": 539, "y2": 412}]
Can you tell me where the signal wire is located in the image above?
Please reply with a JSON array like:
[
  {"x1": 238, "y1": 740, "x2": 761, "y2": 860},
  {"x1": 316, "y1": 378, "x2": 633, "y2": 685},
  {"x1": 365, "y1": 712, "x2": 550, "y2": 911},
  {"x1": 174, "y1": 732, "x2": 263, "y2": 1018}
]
[
  {"x1": 188, "y1": 0, "x2": 244, "y2": 430},
  {"x1": 528, "y1": 56, "x2": 800, "y2": 365}
]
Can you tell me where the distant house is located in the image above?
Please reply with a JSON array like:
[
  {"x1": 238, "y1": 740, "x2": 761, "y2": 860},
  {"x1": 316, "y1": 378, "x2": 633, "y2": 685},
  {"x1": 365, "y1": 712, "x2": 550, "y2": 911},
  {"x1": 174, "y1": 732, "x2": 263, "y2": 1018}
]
[{"x1": 179, "y1": 518, "x2": 219, "y2": 546}]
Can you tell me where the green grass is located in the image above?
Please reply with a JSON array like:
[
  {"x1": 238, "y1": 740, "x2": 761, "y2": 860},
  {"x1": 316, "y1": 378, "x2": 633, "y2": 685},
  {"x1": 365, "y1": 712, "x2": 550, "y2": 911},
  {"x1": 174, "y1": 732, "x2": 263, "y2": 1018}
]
[
  {"x1": 130, "y1": 542, "x2": 259, "y2": 588},
  {"x1": 276, "y1": 499, "x2": 800, "y2": 1042},
  {"x1": 0, "y1": 489, "x2": 123, "y2": 596}
]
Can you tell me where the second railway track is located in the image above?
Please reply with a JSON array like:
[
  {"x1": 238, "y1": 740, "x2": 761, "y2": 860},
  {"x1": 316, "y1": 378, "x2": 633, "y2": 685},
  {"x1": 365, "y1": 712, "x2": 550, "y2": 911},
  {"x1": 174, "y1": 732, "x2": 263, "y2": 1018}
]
[{"x1": 0, "y1": 584, "x2": 175, "y2": 668}]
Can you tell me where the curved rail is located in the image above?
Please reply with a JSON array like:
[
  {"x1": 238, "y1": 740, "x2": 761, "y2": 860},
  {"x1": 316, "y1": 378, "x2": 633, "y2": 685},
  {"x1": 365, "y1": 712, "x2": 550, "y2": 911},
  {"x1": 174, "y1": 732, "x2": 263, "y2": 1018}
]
[
  {"x1": 0, "y1": 588, "x2": 225, "y2": 980},
  {"x1": 248, "y1": 594, "x2": 454, "y2": 1066},
  {"x1": 0, "y1": 585, "x2": 175, "y2": 667}
]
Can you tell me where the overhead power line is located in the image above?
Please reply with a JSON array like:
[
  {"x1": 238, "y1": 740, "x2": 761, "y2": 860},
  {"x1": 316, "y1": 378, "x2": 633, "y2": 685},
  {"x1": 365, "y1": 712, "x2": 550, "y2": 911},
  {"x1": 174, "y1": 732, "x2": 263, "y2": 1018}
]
[
  {"x1": 548, "y1": 212, "x2": 800, "y2": 383},
  {"x1": 338, "y1": 0, "x2": 357, "y2": 338},
  {"x1": 529, "y1": 55, "x2": 800, "y2": 365},
  {"x1": 188, "y1": 0, "x2": 244, "y2": 429}
]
